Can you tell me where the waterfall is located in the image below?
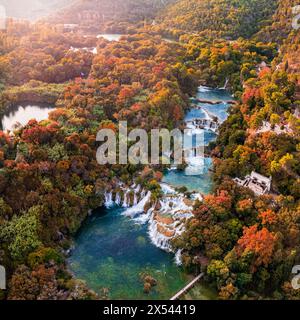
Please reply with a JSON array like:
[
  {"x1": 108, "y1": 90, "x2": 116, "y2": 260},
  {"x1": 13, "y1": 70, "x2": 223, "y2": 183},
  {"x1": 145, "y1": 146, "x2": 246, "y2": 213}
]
[
  {"x1": 185, "y1": 156, "x2": 206, "y2": 176},
  {"x1": 104, "y1": 184, "x2": 141, "y2": 208},
  {"x1": 146, "y1": 186, "x2": 195, "y2": 253},
  {"x1": 133, "y1": 208, "x2": 153, "y2": 224},
  {"x1": 175, "y1": 249, "x2": 183, "y2": 266},
  {"x1": 199, "y1": 85, "x2": 212, "y2": 92},
  {"x1": 98, "y1": 88, "x2": 230, "y2": 264},
  {"x1": 191, "y1": 193, "x2": 203, "y2": 202},
  {"x1": 160, "y1": 183, "x2": 176, "y2": 195},
  {"x1": 133, "y1": 185, "x2": 140, "y2": 205},
  {"x1": 220, "y1": 78, "x2": 229, "y2": 90},
  {"x1": 148, "y1": 213, "x2": 173, "y2": 252},
  {"x1": 104, "y1": 192, "x2": 114, "y2": 208},
  {"x1": 115, "y1": 193, "x2": 121, "y2": 206},
  {"x1": 123, "y1": 191, "x2": 151, "y2": 218},
  {"x1": 103, "y1": 182, "x2": 197, "y2": 255},
  {"x1": 122, "y1": 190, "x2": 130, "y2": 208}
]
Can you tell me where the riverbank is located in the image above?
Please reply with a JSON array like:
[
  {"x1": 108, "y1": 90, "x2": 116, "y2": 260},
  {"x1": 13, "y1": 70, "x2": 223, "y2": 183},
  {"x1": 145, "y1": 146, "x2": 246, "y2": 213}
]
[
  {"x1": 0, "y1": 81, "x2": 66, "y2": 115},
  {"x1": 68, "y1": 86, "x2": 233, "y2": 300},
  {"x1": 0, "y1": 103, "x2": 56, "y2": 132},
  {"x1": 68, "y1": 204, "x2": 191, "y2": 300}
]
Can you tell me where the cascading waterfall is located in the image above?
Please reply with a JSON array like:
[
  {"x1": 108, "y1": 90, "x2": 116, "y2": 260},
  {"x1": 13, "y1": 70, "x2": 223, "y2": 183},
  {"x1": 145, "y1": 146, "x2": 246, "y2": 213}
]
[
  {"x1": 102, "y1": 86, "x2": 230, "y2": 256},
  {"x1": 103, "y1": 182, "x2": 197, "y2": 254},
  {"x1": 115, "y1": 193, "x2": 121, "y2": 206},
  {"x1": 184, "y1": 107, "x2": 217, "y2": 175},
  {"x1": 147, "y1": 184, "x2": 195, "y2": 253},
  {"x1": 102, "y1": 85, "x2": 231, "y2": 255},
  {"x1": 148, "y1": 213, "x2": 173, "y2": 252},
  {"x1": 160, "y1": 183, "x2": 176, "y2": 195},
  {"x1": 175, "y1": 249, "x2": 183, "y2": 266},
  {"x1": 69, "y1": 86, "x2": 233, "y2": 301},
  {"x1": 199, "y1": 85, "x2": 212, "y2": 92},
  {"x1": 185, "y1": 156, "x2": 206, "y2": 176},
  {"x1": 123, "y1": 191, "x2": 151, "y2": 218},
  {"x1": 184, "y1": 132, "x2": 207, "y2": 176},
  {"x1": 122, "y1": 190, "x2": 130, "y2": 208},
  {"x1": 133, "y1": 185, "x2": 141, "y2": 206},
  {"x1": 104, "y1": 191, "x2": 114, "y2": 208},
  {"x1": 104, "y1": 185, "x2": 140, "y2": 209},
  {"x1": 220, "y1": 78, "x2": 229, "y2": 90}
]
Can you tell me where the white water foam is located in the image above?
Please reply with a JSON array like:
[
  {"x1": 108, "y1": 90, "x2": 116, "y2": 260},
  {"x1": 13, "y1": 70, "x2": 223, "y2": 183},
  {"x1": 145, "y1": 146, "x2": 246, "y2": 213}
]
[
  {"x1": 199, "y1": 85, "x2": 212, "y2": 92},
  {"x1": 175, "y1": 249, "x2": 183, "y2": 266},
  {"x1": 123, "y1": 191, "x2": 151, "y2": 218}
]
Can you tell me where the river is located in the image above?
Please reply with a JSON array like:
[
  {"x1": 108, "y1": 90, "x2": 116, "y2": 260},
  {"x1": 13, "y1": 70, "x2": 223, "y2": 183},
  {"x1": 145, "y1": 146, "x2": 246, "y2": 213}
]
[
  {"x1": 0, "y1": 83, "x2": 231, "y2": 300},
  {"x1": 163, "y1": 86, "x2": 233, "y2": 193},
  {"x1": 97, "y1": 34, "x2": 124, "y2": 41},
  {"x1": 0, "y1": 103, "x2": 55, "y2": 132},
  {"x1": 70, "y1": 34, "x2": 124, "y2": 55},
  {"x1": 68, "y1": 86, "x2": 233, "y2": 300}
]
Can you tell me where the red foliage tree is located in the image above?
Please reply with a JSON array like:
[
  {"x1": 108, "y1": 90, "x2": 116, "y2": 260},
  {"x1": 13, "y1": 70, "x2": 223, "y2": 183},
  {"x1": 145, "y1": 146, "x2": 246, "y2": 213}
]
[{"x1": 237, "y1": 224, "x2": 276, "y2": 270}]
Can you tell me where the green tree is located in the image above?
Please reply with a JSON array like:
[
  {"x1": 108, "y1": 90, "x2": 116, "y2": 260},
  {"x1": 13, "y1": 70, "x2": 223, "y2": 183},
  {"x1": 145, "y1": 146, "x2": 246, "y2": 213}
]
[{"x1": 0, "y1": 206, "x2": 42, "y2": 261}]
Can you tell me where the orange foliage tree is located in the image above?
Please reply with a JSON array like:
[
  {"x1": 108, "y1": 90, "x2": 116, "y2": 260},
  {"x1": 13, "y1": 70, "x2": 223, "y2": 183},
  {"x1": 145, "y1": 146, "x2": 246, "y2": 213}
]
[{"x1": 237, "y1": 224, "x2": 277, "y2": 270}]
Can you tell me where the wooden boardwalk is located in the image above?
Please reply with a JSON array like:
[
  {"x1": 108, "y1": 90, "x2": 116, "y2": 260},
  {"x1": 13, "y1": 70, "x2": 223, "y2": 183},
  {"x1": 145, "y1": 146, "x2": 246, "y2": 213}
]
[{"x1": 170, "y1": 273, "x2": 204, "y2": 300}]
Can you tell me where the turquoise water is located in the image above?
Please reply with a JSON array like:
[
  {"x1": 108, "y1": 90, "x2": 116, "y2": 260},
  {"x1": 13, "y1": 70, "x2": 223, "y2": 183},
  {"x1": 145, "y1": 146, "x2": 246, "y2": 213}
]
[
  {"x1": 193, "y1": 87, "x2": 233, "y2": 122},
  {"x1": 200, "y1": 102, "x2": 230, "y2": 122},
  {"x1": 69, "y1": 87, "x2": 231, "y2": 300},
  {"x1": 196, "y1": 87, "x2": 233, "y2": 102},
  {"x1": 185, "y1": 107, "x2": 208, "y2": 120},
  {"x1": 68, "y1": 207, "x2": 189, "y2": 300},
  {"x1": 162, "y1": 159, "x2": 213, "y2": 194},
  {"x1": 163, "y1": 87, "x2": 231, "y2": 193}
]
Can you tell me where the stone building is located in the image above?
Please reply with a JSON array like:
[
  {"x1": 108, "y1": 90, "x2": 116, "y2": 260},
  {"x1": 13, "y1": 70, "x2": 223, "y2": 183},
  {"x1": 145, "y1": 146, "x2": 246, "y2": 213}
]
[{"x1": 234, "y1": 171, "x2": 272, "y2": 196}]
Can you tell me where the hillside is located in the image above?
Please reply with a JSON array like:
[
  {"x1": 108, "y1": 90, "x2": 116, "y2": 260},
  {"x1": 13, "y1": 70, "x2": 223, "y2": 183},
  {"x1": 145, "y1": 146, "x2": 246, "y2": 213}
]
[
  {"x1": 255, "y1": 0, "x2": 299, "y2": 44},
  {"x1": 255, "y1": 0, "x2": 300, "y2": 84},
  {"x1": 154, "y1": 0, "x2": 300, "y2": 300},
  {"x1": 158, "y1": 0, "x2": 279, "y2": 39},
  {"x1": 50, "y1": 0, "x2": 176, "y2": 25}
]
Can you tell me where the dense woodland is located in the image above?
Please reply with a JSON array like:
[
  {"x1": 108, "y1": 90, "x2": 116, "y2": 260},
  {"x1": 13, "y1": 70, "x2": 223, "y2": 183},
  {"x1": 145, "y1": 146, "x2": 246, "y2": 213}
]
[
  {"x1": 158, "y1": 0, "x2": 279, "y2": 39},
  {"x1": 49, "y1": 0, "x2": 176, "y2": 32},
  {"x1": 0, "y1": 0, "x2": 300, "y2": 300},
  {"x1": 172, "y1": 0, "x2": 300, "y2": 300}
]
